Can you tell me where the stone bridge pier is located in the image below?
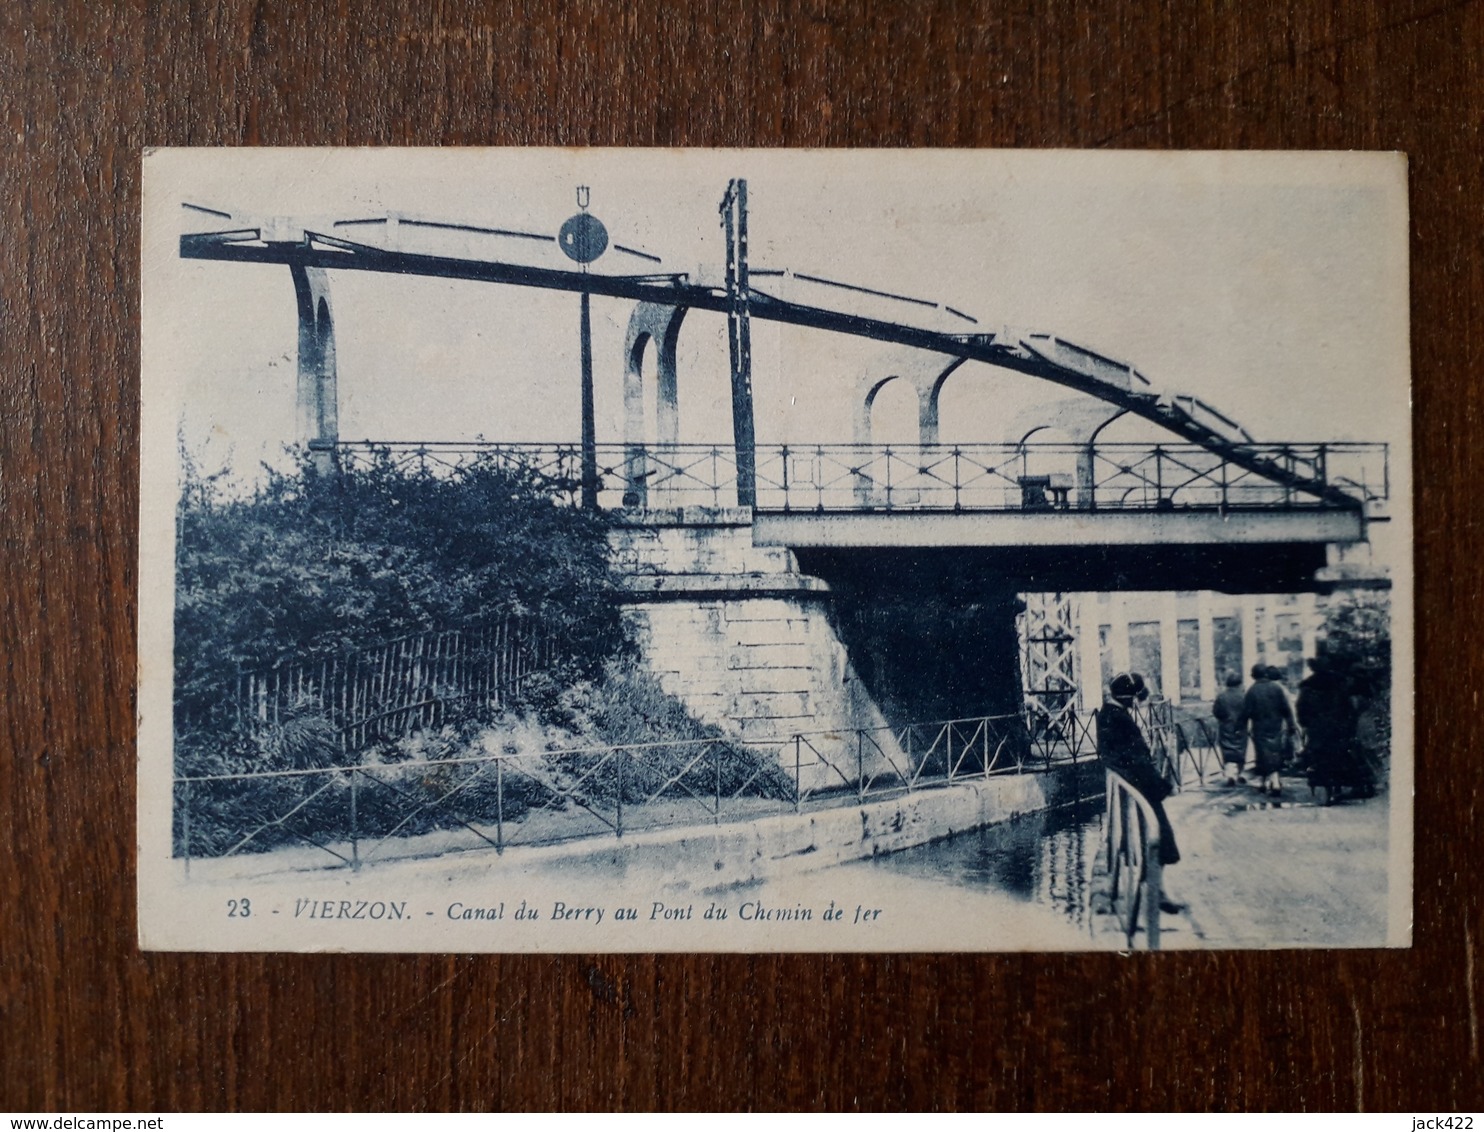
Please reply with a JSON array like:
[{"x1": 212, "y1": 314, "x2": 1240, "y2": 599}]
[{"x1": 609, "y1": 508, "x2": 1026, "y2": 787}]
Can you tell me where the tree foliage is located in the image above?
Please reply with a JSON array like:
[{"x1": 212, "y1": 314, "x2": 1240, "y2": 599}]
[
  {"x1": 174, "y1": 450, "x2": 627, "y2": 738},
  {"x1": 1319, "y1": 589, "x2": 1392, "y2": 759}
]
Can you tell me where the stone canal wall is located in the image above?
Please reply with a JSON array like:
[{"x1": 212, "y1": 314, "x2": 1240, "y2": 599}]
[{"x1": 512, "y1": 759, "x2": 1104, "y2": 891}]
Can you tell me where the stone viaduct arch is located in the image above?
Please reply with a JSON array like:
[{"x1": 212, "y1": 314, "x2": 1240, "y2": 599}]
[
  {"x1": 850, "y1": 346, "x2": 966, "y2": 448},
  {"x1": 621, "y1": 302, "x2": 688, "y2": 505},
  {"x1": 290, "y1": 264, "x2": 337, "y2": 475}
]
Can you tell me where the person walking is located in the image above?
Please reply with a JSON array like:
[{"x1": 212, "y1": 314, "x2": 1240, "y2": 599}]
[
  {"x1": 1244, "y1": 663, "x2": 1296, "y2": 796},
  {"x1": 1211, "y1": 671, "x2": 1248, "y2": 786},
  {"x1": 1266, "y1": 664, "x2": 1299, "y2": 772},
  {"x1": 1095, "y1": 673, "x2": 1182, "y2": 891},
  {"x1": 1297, "y1": 654, "x2": 1370, "y2": 803}
]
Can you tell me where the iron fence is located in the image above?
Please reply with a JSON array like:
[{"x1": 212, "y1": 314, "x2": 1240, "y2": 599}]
[
  {"x1": 175, "y1": 733, "x2": 790, "y2": 872},
  {"x1": 1170, "y1": 715, "x2": 1222, "y2": 788},
  {"x1": 765, "y1": 442, "x2": 1387, "y2": 512},
  {"x1": 1104, "y1": 767, "x2": 1167, "y2": 949},
  {"x1": 220, "y1": 617, "x2": 554, "y2": 754},
  {"x1": 336, "y1": 439, "x2": 1388, "y2": 514},
  {"x1": 337, "y1": 439, "x2": 586, "y2": 486},
  {"x1": 172, "y1": 693, "x2": 1234, "y2": 886},
  {"x1": 1137, "y1": 699, "x2": 1223, "y2": 792},
  {"x1": 784, "y1": 706, "x2": 1082, "y2": 807},
  {"x1": 336, "y1": 440, "x2": 730, "y2": 510},
  {"x1": 173, "y1": 705, "x2": 1101, "y2": 875}
]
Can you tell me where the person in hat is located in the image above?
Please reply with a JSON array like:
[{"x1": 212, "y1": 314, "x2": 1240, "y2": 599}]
[
  {"x1": 1095, "y1": 672, "x2": 1182, "y2": 884},
  {"x1": 1243, "y1": 663, "x2": 1296, "y2": 795},
  {"x1": 1211, "y1": 670, "x2": 1249, "y2": 786},
  {"x1": 1297, "y1": 653, "x2": 1371, "y2": 802},
  {"x1": 1267, "y1": 663, "x2": 1299, "y2": 773}
]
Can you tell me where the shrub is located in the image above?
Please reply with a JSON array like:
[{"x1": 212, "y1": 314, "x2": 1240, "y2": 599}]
[
  {"x1": 174, "y1": 447, "x2": 627, "y2": 773},
  {"x1": 501, "y1": 660, "x2": 796, "y2": 806},
  {"x1": 1319, "y1": 589, "x2": 1393, "y2": 763}
]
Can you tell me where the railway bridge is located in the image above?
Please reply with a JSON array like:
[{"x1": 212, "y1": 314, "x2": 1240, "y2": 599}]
[{"x1": 179, "y1": 181, "x2": 1390, "y2": 749}]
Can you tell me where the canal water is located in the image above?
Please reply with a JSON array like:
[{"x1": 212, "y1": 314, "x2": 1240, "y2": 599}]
[{"x1": 838, "y1": 795, "x2": 1105, "y2": 935}]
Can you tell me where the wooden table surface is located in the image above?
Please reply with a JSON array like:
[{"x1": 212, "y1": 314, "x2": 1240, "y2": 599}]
[{"x1": 1, "y1": 0, "x2": 1479, "y2": 1112}]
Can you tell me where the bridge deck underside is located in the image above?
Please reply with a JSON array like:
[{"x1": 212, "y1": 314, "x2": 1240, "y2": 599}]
[
  {"x1": 753, "y1": 508, "x2": 1364, "y2": 550},
  {"x1": 791, "y1": 542, "x2": 1338, "y2": 595}
]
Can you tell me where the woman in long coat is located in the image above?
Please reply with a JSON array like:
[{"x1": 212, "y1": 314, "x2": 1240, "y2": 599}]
[
  {"x1": 1211, "y1": 671, "x2": 1248, "y2": 786},
  {"x1": 1095, "y1": 672, "x2": 1180, "y2": 868},
  {"x1": 1243, "y1": 664, "x2": 1295, "y2": 795}
]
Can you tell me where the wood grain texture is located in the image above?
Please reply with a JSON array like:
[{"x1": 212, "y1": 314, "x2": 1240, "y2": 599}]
[{"x1": 1, "y1": 0, "x2": 1479, "y2": 1112}]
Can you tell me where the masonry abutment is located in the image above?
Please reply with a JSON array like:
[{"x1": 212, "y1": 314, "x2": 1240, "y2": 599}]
[
  {"x1": 610, "y1": 510, "x2": 1029, "y2": 788},
  {"x1": 611, "y1": 509, "x2": 885, "y2": 790}
]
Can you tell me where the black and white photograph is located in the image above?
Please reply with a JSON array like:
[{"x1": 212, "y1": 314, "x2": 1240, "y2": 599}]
[{"x1": 138, "y1": 148, "x2": 1412, "y2": 952}]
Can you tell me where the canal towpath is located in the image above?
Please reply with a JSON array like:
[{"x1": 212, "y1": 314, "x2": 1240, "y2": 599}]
[{"x1": 1120, "y1": 772, "x2": 1397, "y2": 950}]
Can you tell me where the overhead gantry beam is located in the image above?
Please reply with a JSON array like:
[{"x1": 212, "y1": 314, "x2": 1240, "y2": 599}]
[{"x1": 179, "y1": 227, "x2": 1365, "y2": 510}]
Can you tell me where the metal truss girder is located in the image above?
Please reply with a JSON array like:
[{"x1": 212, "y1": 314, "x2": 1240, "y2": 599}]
[{"x1": 180, "y1": 230, "x2": 1365, "y2": 509}]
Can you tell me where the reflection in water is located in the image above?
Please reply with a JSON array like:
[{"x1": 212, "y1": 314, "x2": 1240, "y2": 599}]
[{"x1": 854, "y1": 798, "x2": 1104, "y2": 929}]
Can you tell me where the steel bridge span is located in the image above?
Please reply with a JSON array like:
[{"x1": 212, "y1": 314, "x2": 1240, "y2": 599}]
[
  {"x1": 179, "y1": 182, "x2": 1384, "y2": 522},
  {"x1": 338, "y1": 437, "x2": 1385, "y2": 570}
]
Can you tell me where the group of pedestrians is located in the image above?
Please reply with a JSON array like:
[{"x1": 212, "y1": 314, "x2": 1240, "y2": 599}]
[
  {"x1": 1092, "y1": 654, "x2": 1380, "y2": 911},
  {"x1": 1212, "y1": 659, "x2": 1376, "y2": 802},
  {"x1": 1213, "y1": 664, "x2": 1292, "y2": 795}
]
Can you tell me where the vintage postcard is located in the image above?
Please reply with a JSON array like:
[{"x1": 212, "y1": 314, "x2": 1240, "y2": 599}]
[{"x1": 138, "y1": 149, "x2": 1412, "y2": 952}]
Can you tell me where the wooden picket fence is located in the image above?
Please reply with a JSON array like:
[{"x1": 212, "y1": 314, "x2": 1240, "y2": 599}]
[{"x1": 233, "y1": 617, "x2": 554, "y2": 752}]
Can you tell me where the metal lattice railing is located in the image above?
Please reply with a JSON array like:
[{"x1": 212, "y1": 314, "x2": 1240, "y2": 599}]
[
  {"x1": 1136, "y1": 699, "x2": 1223, "y2": 792},
  {"x1": 171, "y1": 693, "x2": 1249, "y2": 891},
  {"x1": 173, "y1": 704, "x2": 1107, "y2": 876},
  {"x1": 174, "y1": 734, "x2": 790, "y2": 872},
  {"x1": 336, "y1": 439, "x2": 1388, "y2": 514},
  {"x1": 1105, "y1": 767, "x2": 1166, "y2": 950}
]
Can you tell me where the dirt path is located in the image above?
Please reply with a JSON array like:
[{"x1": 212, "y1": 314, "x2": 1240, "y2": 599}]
[{"x1": 1154, "y1": 773, "x2": 1393, "y2": 949}]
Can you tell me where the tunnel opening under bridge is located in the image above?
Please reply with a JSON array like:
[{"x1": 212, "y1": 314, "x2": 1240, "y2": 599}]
[
  {"x1": 813, "y1": 557, "x2": 1028, "y2": 738},
  {"x1": 796, "y1": 541, "x2": 1335, "y2": 736}
]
